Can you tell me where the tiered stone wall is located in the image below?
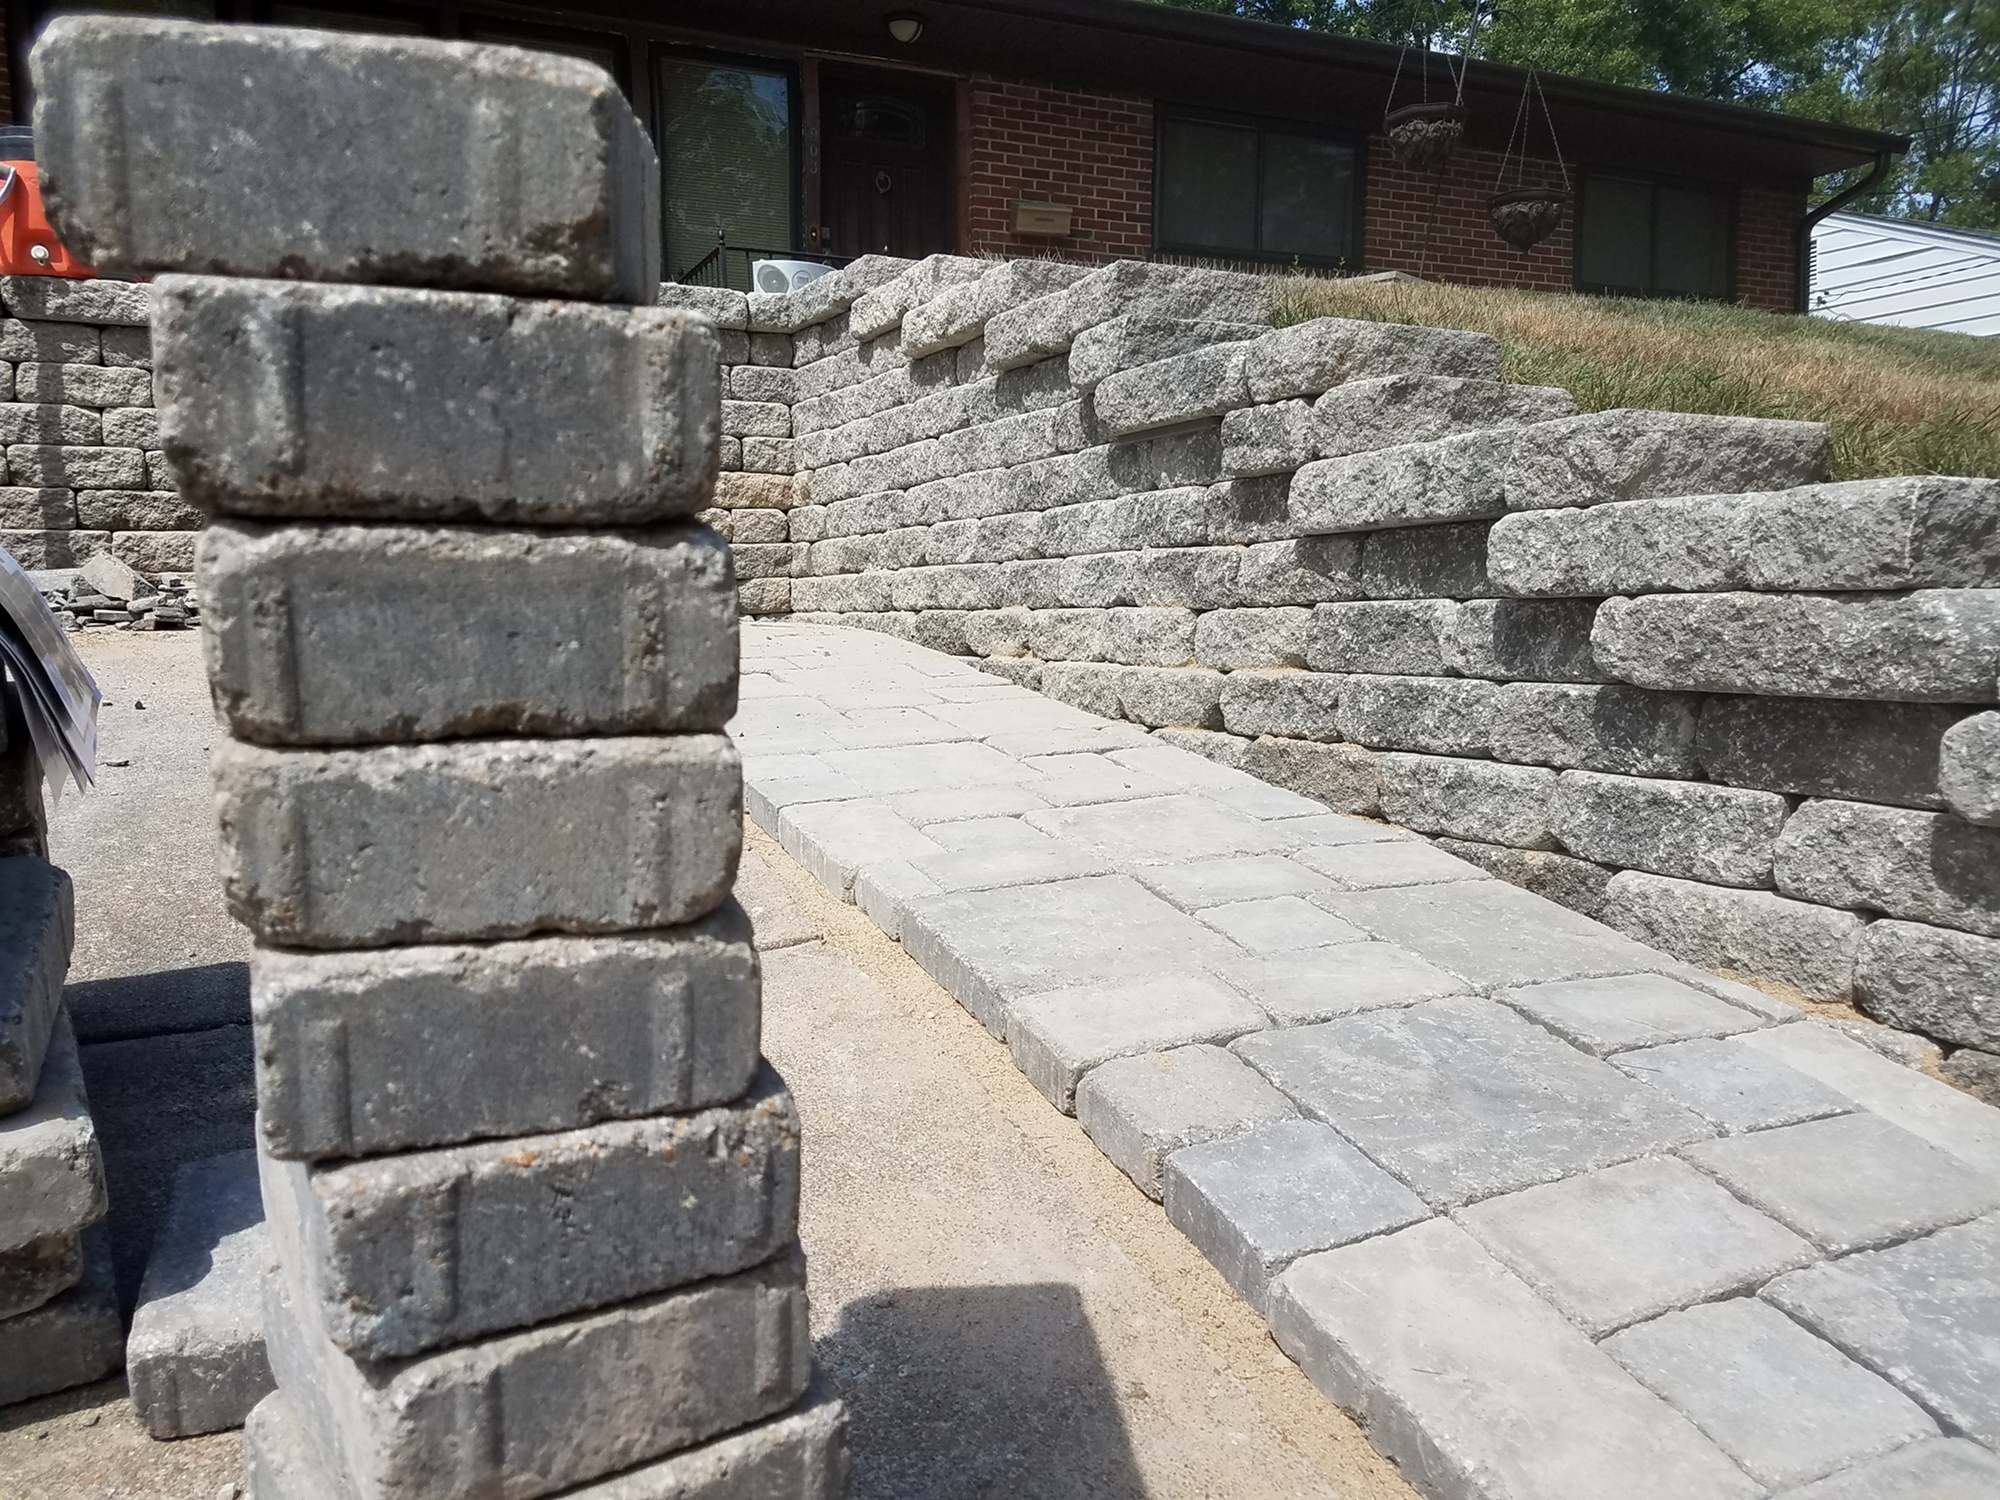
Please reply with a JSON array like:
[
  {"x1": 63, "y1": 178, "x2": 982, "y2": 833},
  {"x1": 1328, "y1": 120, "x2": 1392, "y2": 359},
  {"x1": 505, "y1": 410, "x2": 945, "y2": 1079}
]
[
  {"x1": 0, "y1": 275, "x2": 197, "y2": 576},
  {"x1": 665, "y1": 254, "x2": 2000, "y2": 1100}
]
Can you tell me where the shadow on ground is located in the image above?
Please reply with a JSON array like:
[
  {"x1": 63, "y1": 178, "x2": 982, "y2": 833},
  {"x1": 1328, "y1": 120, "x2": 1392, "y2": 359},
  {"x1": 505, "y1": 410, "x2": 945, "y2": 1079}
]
[
  {"x1": 68, "y1": 965, "x2": 257, "y2": 1313},
  {"x1": 825, "y1": 1281, "x2": 1148, "y2": 1500}
]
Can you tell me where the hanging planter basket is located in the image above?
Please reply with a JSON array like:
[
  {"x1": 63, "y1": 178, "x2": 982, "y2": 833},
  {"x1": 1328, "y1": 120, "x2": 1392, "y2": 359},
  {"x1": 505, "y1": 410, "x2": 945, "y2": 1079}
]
[
  {"x1": 1488, "y1": 187, "x2": 1569, "y2": 251},
  {"x1": 1385, "y1": 102, "x2": 1465, "y2": 173}
]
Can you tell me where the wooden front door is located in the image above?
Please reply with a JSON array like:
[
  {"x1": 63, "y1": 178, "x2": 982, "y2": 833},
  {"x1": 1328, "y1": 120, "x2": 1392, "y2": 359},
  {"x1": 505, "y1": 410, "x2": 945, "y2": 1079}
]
[{"x1": 819, "y1": 72, "x2": 954, "y2": 260}]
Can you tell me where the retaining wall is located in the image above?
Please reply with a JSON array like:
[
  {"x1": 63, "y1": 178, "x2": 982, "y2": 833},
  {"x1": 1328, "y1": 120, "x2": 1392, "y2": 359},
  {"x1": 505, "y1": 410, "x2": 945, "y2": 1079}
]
[
  {"x1": 0, "y1": 275, "x2": 197, "y2": 577},
  {"x1": 665, "y1": 254, "x2": 2000, "y2": 1099}
]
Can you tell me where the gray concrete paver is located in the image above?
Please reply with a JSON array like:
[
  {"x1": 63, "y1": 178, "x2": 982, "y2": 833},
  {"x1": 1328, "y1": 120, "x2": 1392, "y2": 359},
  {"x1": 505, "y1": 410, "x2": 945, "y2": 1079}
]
[
  {"x1": 1687, "y1": 1112, "x2": 2000, "y2": 1253},
  {"x1": 1164, "y1": 1119, "x2": 1430, "y2": 1311},
  {"x1": 1773, "y1": 1439, "x2": 2000, "y2": 1499},
  {"x1": 737, "y1": 622, "x2": 2000, "y2": 1500},
  {"x1": 1074, "y1": 1043, "x2": 1300, "y2": 1200},
  {"x1": 1197, "y1": 894, "x2": 1370, "y2": 952},
  {"x1": 1229, "y1": 944, "x2": 1473, "y2": 1025},
  {"x1": 1497, "y1": 972, "x2": 1773, "y2": 1056},
  {"x1": 1764, "y1": 1212, "x2": 2000, "y2": 1452},
  {"x1": 1236, "y1": 996, "x2": 1712, "y2": 1206},
  {"x1": 1603, "y1": 1298, "x2": 1939, "y2": 1491},
  {"x1": 1318, "y1": 878, "x2": 1683, "y2": 988},
  {"x1": 1456, "y1": 1156, "x2": 1814, "y2": 1335},
  {"x1": 1269, "y1": 1218, "x2": 1765, "y2": 1500},
  {"x1": 1009, "y1": 975, "x2": 1268, "y2": 1112},
  {"x1": 1611, "y1": 1035, "x2": 1857, "y2": 1133}
]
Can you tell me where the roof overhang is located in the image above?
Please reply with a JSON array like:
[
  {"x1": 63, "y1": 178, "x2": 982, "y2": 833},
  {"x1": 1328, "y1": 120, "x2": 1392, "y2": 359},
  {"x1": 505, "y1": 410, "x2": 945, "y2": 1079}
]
[{"x1": 617, "y1": 0, "x2": 1905, "y2": 183}]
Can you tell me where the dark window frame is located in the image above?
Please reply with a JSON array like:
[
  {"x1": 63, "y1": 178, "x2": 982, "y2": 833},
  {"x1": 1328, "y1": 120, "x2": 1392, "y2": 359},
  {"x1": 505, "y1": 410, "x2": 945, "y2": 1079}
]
[
  {"x1": 651, "y1": 41, "x2": 804, "y2": 280},
  {"x1": 1152, "y1": 103, "x2": 1365, "y2": 271},
  {"x1": 1574, "y1": 168, "x2": 1738, "y2": 302}
]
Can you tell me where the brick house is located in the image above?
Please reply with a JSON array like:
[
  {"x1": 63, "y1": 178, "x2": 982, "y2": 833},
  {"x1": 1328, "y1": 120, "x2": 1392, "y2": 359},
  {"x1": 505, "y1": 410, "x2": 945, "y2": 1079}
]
[{"x1": 3, "y1": 0, "x2": 1902, "y2": 310}]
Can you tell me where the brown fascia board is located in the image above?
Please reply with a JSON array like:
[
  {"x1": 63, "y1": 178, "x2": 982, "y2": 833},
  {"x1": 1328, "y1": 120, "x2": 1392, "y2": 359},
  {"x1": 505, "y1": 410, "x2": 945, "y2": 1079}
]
[
  {"x1": 629, "y1": 0, "x2": 1903, "y2": 182},
  {"x1": 954, "y1": 0, "x2": 1906, "y2": 156}
]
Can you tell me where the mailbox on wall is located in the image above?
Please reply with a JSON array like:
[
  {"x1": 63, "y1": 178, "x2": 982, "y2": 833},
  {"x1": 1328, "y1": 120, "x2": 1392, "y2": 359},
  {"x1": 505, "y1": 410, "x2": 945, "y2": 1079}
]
[{"x1": 1013, "y1": 201, "x2": 1074, "y2": 237}]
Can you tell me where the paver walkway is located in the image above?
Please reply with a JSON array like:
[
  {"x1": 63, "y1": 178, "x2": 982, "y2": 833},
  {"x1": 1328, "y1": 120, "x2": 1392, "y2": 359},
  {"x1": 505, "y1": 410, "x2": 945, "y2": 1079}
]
[{"x1": 738, "y1": 619, "x2": 2000, "y2": 1500}]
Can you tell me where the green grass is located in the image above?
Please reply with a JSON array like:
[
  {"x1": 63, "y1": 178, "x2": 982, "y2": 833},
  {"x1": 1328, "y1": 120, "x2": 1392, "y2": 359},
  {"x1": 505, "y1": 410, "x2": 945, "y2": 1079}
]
[{"x1": 1268, "y1": 277, "x2": 2000, "y2": 480}]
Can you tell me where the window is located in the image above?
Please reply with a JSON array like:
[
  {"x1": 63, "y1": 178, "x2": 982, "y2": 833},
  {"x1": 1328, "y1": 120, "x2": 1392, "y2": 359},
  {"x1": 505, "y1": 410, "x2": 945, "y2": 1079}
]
[
  {"x1": 1157, "y1": 113, "x2": 1358, "y2": 267},
  {"x1": 655, "y1": 55, "x2": 794, "y2": 285},
  {"x1": 1577, "y1": 172, "x2": 1732, "y2": 300}
]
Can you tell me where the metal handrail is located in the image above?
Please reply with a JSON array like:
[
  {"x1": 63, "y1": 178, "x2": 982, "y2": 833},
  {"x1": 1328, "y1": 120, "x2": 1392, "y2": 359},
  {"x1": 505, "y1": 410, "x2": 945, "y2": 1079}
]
[{"x1": 673, "y1": 235, "x2": 856, "y2": 290}]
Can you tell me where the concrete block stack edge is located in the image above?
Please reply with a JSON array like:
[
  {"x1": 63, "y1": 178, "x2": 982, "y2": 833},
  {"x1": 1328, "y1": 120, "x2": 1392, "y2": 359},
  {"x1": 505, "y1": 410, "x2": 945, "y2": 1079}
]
[
  {"x1": 669, "y1": 247, "x2": 2000, "y2": 1089},
  {"x1": 33, "y1": 15, "x2": 847, "y2": 1493}
]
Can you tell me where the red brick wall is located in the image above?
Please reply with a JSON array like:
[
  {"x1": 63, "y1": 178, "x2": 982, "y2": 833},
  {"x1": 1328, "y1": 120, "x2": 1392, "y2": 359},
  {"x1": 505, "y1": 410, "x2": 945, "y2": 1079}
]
[
  {"x1": 957, "y1": 83, "x2": 1802, "y2": 309},
  {"x1": 1362, "y1": 135, "x2": 1573, "y2": 292},
  {"x1": 1738, "y1": 182, "x2": 1804, "y2": 312},
  {"x1": 965, "y1": 78, "x2": 1153, "y2": 263}
]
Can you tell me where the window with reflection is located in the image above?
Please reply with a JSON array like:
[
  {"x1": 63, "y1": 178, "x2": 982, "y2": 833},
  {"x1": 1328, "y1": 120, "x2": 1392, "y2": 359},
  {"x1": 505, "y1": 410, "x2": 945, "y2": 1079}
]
[
  {"x1": 1577, "y1": 172, "x2": 1732, "y2": 299},
  {"x1": 656, "y1": 55, "x2": 794, "y2": 284},
  {"x1": 1158, "y1": 112, "x2": 1358, "y2": 267}
]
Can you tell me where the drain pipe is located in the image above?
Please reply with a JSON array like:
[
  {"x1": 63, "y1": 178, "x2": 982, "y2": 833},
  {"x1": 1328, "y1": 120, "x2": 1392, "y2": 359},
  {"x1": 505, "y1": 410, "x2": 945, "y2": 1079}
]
[{"x1": 1796, "y1": 149, "x2": 1896, "y2": 315}]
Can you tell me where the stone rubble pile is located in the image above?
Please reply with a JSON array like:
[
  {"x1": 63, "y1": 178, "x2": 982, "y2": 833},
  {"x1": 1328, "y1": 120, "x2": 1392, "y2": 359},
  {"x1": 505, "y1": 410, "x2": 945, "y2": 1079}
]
[
  {"x1": 670, "y1": 252, "x2": 2000, "y2": 1092},
  {"x1": 0, "y1": 674, "x2": 118, "y2": 1404},
  {"x1": 31, "y1": 553, "x2": 201, "y2": 631},
  {"x1": 36, "y1": 15, "x2": 847, "y2": 1495}
]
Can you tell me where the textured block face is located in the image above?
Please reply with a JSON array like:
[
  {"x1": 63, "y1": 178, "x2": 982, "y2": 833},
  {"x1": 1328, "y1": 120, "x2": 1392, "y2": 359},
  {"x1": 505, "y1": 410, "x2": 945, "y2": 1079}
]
[
  {"x1": 1235, "y1": 997, "x2": 1710, "y2": 1207},
  {"x1": 1502, "y1": 410, "x2": 1831, "y2": 510},
  {"x1": 156, "y1": 278, "x2": 718, "y2": 523},
  {"x1": 1774, "y1": 799, "x2": 2000, "y2": 938},
  {"x1": 1601, "y1": 871, "x2": 1866, "y2": 1003},
  {"x1": 1488, "y1": 476, "x2": 2000, "y2": 597},
  {"x1": 213, "y1": 736, "x2": 742, "y2": 947},
  {"x1": 263, "y1": 1066, "x2": 799, "y2": 1358},
  {"x1": 0, "y1": 1014, "x2": 107, "y2": 1253},
  {"x1": 1490, "y1": 684, "x2": 1697, "y2": 777},
  {"x1": 1375, "y1": 752, "x2": 1557, "y2": 848},
  {"x1": 127, "y1": 1149, "x2": 275, "y2": 1439},
  {"x1": 200, "y1": 521, "x2": 737, "y2": 745},
  {"x1": 1311, "y1": 374, "x2": 1575, "y2": 458},
  {"x1": 0, "y1": 856, "x2": 74, "y2": 1113},
  {"x1": 1244, "y1": 317, "x2": 1502, "y2": 404},
  {"x1": 0, "y1": 1231, "x2": 80, "y2": 1319},
  {"x1": 1856, "y1": 920, "x2": 2000, "y2": 1051},
  {"x1": 263, "y1": 1250, "x2": 813, "y2": 1500},
  {"x1": 0, "y1": 1228, "x2": 124, "y2": 1407},
  {"x1": 1696, "y1": 696, "x2": 1958, "y2": 809},
  {"x1": 254, "y1": 909, "x2": 762, "y2": 1159},
  {"x1": 34, "y1": 17, "x2": 661, "y2": 299},
  {"x1": 1553, "y1": 770, "x2": 1787, "y2": 886},
  {"x1": 1444, "y1": 598, "x2": 1603, "y2": 682},
  {"x1": 1940, "y1": 710, "x2": 2000, "y2": 825},
  {"x1": 1593, "y1": 589, "x2": 2000, "y2": 702},
  {"x1": 1070, "y1": 315, "x2": 1269, "y2": 392},
  {"x1": 245, "y1": 1377, "x2": 853, "y2": 1500}
]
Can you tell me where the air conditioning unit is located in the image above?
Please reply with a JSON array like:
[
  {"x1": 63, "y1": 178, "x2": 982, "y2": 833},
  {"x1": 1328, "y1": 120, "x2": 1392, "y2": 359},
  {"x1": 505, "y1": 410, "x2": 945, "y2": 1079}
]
[{"x1": 753, "y1": 258, "x2": 836, "y2": 294}]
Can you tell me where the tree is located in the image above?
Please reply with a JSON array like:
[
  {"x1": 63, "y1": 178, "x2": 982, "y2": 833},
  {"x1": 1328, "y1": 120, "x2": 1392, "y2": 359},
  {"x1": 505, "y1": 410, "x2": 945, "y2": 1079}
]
[{"x1": 1150, "y1": 0, "x2": 2000, "y2": 227}]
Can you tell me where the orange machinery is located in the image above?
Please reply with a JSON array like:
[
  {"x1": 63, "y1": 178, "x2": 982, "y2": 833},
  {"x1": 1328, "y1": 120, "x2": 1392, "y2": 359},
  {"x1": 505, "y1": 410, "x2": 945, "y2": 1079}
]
[{"x1": 0, "y1": 126, "x2": 91, "y2": 278}]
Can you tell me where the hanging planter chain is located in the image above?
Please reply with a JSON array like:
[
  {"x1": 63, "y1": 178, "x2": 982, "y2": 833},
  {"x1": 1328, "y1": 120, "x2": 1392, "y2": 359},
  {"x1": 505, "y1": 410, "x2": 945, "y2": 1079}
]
[{"x1": 1488, "y1": 63, "x2": 1571, "y2": 253}]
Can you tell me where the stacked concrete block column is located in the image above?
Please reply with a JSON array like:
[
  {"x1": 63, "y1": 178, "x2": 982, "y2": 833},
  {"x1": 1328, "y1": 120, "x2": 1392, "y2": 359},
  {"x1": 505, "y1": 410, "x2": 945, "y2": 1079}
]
[
  {"x1": 0, "y1": 678, "x2": 115, "y2": 1404},
  {"x1": 35, "y1": 16, "x2": 847, "y2": 1491}
]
